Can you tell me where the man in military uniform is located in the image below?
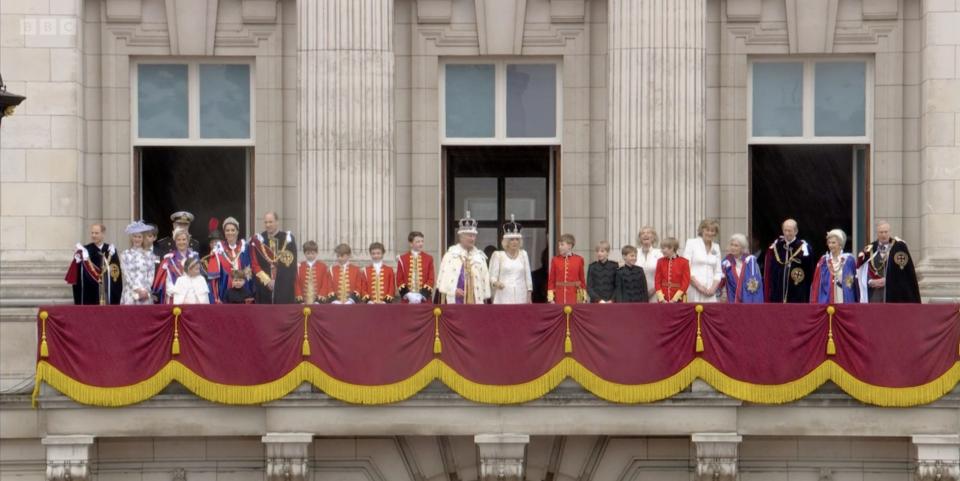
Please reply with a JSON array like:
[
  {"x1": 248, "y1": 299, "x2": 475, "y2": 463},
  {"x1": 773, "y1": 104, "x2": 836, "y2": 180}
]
[
  {"x1": 856, "y1": 221, "x2": 921, "y2": 303},
  {"x1": 153, "y1": 211, "x2": 200, "y2": 257},
  {"x1": 249, "y1": 211, "x2": 298, "y2": 304}
]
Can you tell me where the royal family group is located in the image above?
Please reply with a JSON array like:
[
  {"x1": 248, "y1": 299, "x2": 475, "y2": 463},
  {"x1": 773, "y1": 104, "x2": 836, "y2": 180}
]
[{"x1": 66, "y1": 210, "x2": 921, "y2": 307}]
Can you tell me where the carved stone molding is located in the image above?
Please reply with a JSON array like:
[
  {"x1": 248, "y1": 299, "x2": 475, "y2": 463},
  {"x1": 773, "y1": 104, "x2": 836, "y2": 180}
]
[
  {"x1": 785, "y1": 0, "x2": 838, "y2": 53},
  {"x1": 692, "y1": 433, "x2": 742, "y2": 481},
  {"x1": 263, "y1": 433, "x2": 312, "y2": 481},
  {"x1": 416, "y1": 0, "x2": 452, "y2": 24},
  {"x1": 725, "y1": 0, "x2": 762, "y2": 22},
  {"x1": 475, "y1": 0, "x2": 527, "y2": 55},
  {"x1": 549, "y1": 0, "x2": 586, "y2": 23},
  {"x1": 914, "y1": 435, "x2": 960, "y2": 481},
  {"x1": 164, "y1": 0, "x2": 219, "y2": 55},
  {"x1": 475, "y1": 434, "x2": 529, "y2": 481},
  {"x1": 241, "y1": 0, "x2": 278, "y2": 24},
  {"x1": 105, "y1": 0, "x2": 143, "y2": 23},
  {"x1": 43, "y1": 435, "x2": 95, "y2": 481}
]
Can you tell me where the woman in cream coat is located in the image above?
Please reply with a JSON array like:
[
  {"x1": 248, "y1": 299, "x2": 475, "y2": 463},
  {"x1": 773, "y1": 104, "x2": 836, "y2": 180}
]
[{"x1": 682, "y1": 219, "x2": 723, "y2": 303}]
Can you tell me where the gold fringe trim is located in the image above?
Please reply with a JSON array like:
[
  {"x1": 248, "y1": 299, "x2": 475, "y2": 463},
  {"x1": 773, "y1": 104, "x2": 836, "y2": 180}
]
[
  {"x1": 570, "y1": 358, "x2": 697, "y2": 403},
  {"x1": 32, "y1": 359, "x2": 960, "y2": 408},
  {"x1": 438, "y1": 358, "x2": 569, "y2": 404},
  {"x1": 302, "y1": 360, "x2": 439, "y2": 405}
]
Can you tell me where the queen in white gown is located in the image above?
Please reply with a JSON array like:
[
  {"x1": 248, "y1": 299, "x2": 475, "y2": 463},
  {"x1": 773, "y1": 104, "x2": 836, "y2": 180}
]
[{"x1": 489, "y1": 217, "x2": 532, "y2": 304}]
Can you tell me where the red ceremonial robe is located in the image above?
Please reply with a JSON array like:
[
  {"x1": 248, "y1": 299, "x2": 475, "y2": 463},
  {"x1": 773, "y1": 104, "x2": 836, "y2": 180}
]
[
  {"x1": 328, "y1": 263, "x2": 364, "y2": 303},
  {"x1": 396, "y1": 251, "x2": 435, "y2": 303},
  {"x1": 655, "y1": 255, "x2": 691, "y2": 303},
  {"x1": 363, "y1": 264, "x2": 397, "y2": 303},
  {"x1": 295, "y1": 260, "x2": 333, "y2": 304},
  {"x1": 547, "y1": 254, "x2": 586, "y2": 304}
]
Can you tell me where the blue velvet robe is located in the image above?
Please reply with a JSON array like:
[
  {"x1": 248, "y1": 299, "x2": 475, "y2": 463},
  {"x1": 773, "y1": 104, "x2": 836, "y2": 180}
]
[
  {"x1": 811, "y1": 253, "x2": 860, "y2": 304},
  {"x1": 721, "y1": 254, "x2": 764, "y2": 304}
]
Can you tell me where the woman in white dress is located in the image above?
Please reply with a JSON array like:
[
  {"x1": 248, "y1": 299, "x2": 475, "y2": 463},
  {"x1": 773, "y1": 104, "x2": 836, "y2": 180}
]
[
  {"x1": 682, "y1": 219, "x2": 723, "y2": 303},
  {"x1": 489, "y1": 216, "x2": 533, "y2": 304},
  {"x1": 637, "y1": 226, "x2": 663, "y2": 303},
  {"x1": 120, "y1": 220, "x2": 158, "y2": 305}
]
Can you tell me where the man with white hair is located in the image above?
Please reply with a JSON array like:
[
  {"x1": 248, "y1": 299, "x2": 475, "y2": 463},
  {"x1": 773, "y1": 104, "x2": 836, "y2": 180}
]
[
  {"x1": 763, "y1": 218, "x2": 814, "y2": 303},
  {"x1": 437, "y1": 211, "x2": 490, "y2": 304},
  {"x1": 855, "y1": 221, "x2": 921, "y2": 303}
]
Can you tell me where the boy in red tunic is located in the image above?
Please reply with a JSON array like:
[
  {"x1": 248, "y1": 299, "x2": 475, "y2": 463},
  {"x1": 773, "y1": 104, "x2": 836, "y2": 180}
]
[
  {"x1": 362, "y1": 242, "x2": 396, "y2": 303},
  {"x1": 655, "y1": 237, "x2": 691, "y2": 303},
  {"x1": 327, "y1": 243, "x2": 364, "y2": 304},
  {"x1": 396, "y1": 231, "x2": 435, "y2": 304},
  {"x1": 547, "y1": 233, "x2": 587, "y2": 304},
  {"x1": 295, "y1": 241, "x2": 333, "y2": 304}
]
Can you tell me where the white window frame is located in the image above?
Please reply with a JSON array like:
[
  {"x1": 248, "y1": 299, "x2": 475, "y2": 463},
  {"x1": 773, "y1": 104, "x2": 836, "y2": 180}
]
[
  {"x1": 131, "y1": 57, "x2": 256, "y2": 147},
  {"x1": 748, "y1": 56, "x2": 873, "y2": 145},
  {"x1": 440, "y1": 58, "x2": 563, "y2": 146}
]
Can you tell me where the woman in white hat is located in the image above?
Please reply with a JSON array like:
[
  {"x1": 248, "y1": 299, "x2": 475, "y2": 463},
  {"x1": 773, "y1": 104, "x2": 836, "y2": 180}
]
[
  {"x1": 120, "y1": 220, "x2": 158, "y2": 305},
  {"x1": 489, "y1": 215, "x2": 533, "y2": 304}
]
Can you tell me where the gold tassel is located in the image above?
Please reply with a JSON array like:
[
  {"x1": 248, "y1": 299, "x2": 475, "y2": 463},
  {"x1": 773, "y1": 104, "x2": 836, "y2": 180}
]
[
  {"x1": 301, "y1": 307, "x2": 312, "y2": 357},
  {"x1": 172, "y1": 306, "x2": 182, "y2": 355},
  {"x1": 39, "y1": 311, "x2": 49, "y2": 358},
  {"x1": 695, "y1": 305, "x2": 705, "y2": 353},
  {"x1": 433, "y1": 307, "x2": 442, "y2": 354},
  {"x1": 826, "y1": 305, "x2": 836, "y2": 356},
  {"x1": 563, "y1": 305, "x2": 573, "y2": 354}
]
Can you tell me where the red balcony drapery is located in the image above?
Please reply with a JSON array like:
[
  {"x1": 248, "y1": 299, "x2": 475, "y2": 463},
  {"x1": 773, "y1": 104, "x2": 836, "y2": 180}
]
[{"x1": 33, "y1": 303, "x2": 960, "y2": 407}]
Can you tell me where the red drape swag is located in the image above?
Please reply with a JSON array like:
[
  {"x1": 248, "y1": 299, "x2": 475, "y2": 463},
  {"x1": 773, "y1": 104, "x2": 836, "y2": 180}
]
[{"x1": 35, "y1": 303, "x2": 960, "y2": 405}]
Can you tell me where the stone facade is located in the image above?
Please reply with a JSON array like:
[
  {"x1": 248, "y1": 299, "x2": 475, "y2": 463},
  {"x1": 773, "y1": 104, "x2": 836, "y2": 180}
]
[{"x1": 2, "y1": 0, "x2": 960, "y2": 478}]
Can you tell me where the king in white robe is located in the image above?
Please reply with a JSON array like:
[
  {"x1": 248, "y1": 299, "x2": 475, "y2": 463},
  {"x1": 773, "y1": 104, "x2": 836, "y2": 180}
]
[{"x1": 437, "y1": 244, "x2": 491, "y2": 304}]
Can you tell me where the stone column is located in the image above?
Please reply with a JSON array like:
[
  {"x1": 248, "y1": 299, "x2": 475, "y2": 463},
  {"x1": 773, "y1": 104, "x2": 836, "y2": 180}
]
[
  {"x1": 692, "y1": 433, "x2": 741, "y2": 481},
  {"x1": 606, "y1": 0, "x2": 706, "y2": 246},
  {"x1": 298, "y1": 0, "x2": 395, "y2": 258},
  {"x1": 915, "y1": 2, "x2": 960, "y2": 302},
  {"x1": 43, "y1": 435, "x2": 94, "y2": 481},
  {"x1": 913, "y1": 435, "x2": 959, "y2": 481},
  {"x1": 475, "y1": 434, "x2": 529, "y2": 481},
  {"x1": 263, "y1": 432, "x2": 313, "y2": 481}
]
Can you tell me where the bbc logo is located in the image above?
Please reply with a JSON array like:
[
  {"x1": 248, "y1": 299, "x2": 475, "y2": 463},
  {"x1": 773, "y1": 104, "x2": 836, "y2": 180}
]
[{"x1": 20, "y1": 18, "x2": 77, "y2": 36}]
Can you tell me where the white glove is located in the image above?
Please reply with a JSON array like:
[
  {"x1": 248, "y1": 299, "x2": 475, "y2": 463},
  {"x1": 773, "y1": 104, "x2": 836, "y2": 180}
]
[
  {"x1": 345, "y1": 299, "x2": 355, "y2": 305},
  {"x1": 404, "y1": 292, "x2": 424, "y2": 304},
  {"x1": 330, "y1": 300, "x2": 343, "y2": 305}
]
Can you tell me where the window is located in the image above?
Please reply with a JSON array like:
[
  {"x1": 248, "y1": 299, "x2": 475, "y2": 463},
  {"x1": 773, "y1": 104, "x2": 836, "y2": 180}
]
[
  {"x1": 133, "y1": 60, "x2": 254, "y2": 249},
  {"x1": 133, "y1": 59, "x2": 254, "y2": 144},
  {"x1": 441, "y1": 60, "x2": 561, "y2": 144},
  {"x1": 749, "y1": 58, "x2": 871, "y2": 143},
  {"x1": 445, "y1": 146, "x2": 555, "y2": 273}
]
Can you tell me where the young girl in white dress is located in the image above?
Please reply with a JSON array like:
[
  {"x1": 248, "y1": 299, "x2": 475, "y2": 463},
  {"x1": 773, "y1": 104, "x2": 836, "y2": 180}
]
[
  {"x1": 489, "y1": 216, "x2": 533, "y2": 304},
  {"x1": 171, "y1": 257, "x2": 210, "y2": 304}
]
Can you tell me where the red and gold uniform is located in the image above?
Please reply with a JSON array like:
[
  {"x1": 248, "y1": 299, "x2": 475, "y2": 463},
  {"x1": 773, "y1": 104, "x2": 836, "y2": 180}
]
[
  {"x1": 396, "y1": 251, "x2": 435, "y2": 303},
  {"x1": 654, "y1": 255, "x2": 691, "y2": 303},
  {"x1": 327, "y1": 263, "x2": 364, "y2": 304},
  {"x1": 362, "y1": 264, "x2": 397, "y2": 303},
  {"x1": 295, "y1": 260, "x2": 333, "y2": 304},
  {"x1": 547, "y1": 253, "x2": 586, "y2": 304}
]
